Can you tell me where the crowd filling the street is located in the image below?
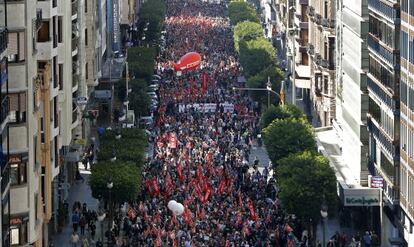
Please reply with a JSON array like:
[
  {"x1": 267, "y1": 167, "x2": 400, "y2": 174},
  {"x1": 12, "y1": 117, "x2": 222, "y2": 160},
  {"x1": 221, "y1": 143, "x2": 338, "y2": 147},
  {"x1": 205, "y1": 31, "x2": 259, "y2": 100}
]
[
  {"x1": 122, "y1": 1, "x2": 300, "y2": 246},
  {"x1": 63, "y1": 1, "x2": 379, "y2": 247}
]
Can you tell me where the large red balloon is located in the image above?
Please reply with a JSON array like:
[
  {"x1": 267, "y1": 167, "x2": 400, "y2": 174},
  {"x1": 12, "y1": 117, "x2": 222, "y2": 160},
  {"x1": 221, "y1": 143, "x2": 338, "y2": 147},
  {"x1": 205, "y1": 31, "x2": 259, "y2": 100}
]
[{"x1": 174, "y1": 52, "x2": 202, "y2": 71}]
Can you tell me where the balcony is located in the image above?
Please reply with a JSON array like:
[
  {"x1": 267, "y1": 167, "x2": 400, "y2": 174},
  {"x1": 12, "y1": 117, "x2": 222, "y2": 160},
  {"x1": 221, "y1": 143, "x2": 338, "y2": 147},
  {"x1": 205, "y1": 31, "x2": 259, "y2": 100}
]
[
  {"x1": 71, "y1": 36, "x2": 78, "y2": 56},
  {"x1": 0, "y1": 28, "x2": 7, "y2": 55},
  {"x1": 368, "y1": 0, "x2": 399, "y2": 23},
  {"x1": 307, "y1": 6, "x2": 315, "y2": 17},
  {"x1": 37, "y1": 40, "x2": 57, "y2": 60},
  {"x1": 1, "y1": 163, "x2": 10, "y2": 195},
  {"x1": 37, "y1": 0, "x2": 57, "y2": 19},
  {"x1": 367, "y1": 118, "x2": 397, "y2": 159},
  {"x1": 367, "y1": 77, "x2": 396, "y2": 113},
  {"x1": 367, "y1": 34, "x2": 397, "y2": 67},
  {"x1": 72, "y1": 0, "x2": 78, "y2": 19},
  {"x1": 72, "y1": 74, "x2": 79, "y2": 92},
  {"x1": 0, "y1": 96, "x2": 9, "y2": 127},
  {"x1": 35, "y1": 9, "x2": 43, "y2": 31}
]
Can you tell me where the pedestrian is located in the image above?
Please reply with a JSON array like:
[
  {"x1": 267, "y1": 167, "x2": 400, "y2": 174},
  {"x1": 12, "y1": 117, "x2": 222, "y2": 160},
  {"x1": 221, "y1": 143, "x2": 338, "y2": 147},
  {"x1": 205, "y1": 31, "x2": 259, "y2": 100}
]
[
  {"x1": 72, "y1": 211, "x2": 80, "y2": 232},
  {"x1": 79, "y1": 215, "x2": 86, "y2": 235},
  {"x1": 90, "y1": 222, "x2": 96, "y2": 240},
  {"x1": 371, "y1": 231, "x2": 379, "y2": 247},
  {"x1": 70, "y1": 231, "x2": 80, "y2": 247},
  {"x1": 363, "y1": 231, "x2": 371, "y2": 247}
]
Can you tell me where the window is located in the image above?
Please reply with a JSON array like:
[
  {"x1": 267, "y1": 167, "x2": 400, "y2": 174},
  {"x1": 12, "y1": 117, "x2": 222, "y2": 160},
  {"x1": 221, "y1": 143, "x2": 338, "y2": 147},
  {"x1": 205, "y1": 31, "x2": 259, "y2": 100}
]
[
  {"x1": 85, "y1": 0, "x2": 88, "y2": 13},
  {"x1": 369, "y1": 56, "x2": 394, "y2": 90},
  {"x1": 10, "y1": 162, "x2": 27, "y2": 186},
  {"x1": 58, "y1": 17, "x2": 63, "y2": 43},
  {"x1": 58, "y1": 64, "x2": 63, "y2": 90},
  {"x1": 9, "y1": 93, "x2": 27, "y2": 124},
  {"x1": 381, "y1": 152, "x2": 395, "y2": 182},
  {"x1": 85, "y1": 28, "x2": 88, "y2": 46},
  {"x1": 85, "y1": 63, "x2": 88, "y2": 80},
  {"x1": 7, "y1": 31, "x2": 26, "y2": 63}
]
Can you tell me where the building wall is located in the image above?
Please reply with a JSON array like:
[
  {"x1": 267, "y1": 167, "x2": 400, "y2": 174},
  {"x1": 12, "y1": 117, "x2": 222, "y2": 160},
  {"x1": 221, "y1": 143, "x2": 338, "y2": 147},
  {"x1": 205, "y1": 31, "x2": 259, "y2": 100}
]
[
  {"x1": 336, "y1": 0, "x2": 370, "y2": 186},
  {"x1": 400, "y1": 0, "x2": 414, "y2": 244},
  {"x1": 308, "y1": 0, "x2": 336, "y2": 127}
]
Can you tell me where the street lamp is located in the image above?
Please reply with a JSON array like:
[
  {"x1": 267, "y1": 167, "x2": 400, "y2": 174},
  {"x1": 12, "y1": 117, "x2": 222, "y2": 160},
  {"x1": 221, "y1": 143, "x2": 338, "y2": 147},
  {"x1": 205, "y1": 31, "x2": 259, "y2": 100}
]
[
  {"x1": 320, "y1": 200, "x2": 328, "y2": 247},
  {"x1": 232, "y1": 78, "x2": 285, "y2": 107}
]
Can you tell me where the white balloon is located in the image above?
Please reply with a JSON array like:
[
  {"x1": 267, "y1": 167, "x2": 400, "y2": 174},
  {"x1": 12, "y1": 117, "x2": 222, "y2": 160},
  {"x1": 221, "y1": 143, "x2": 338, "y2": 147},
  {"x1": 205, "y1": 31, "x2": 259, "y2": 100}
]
[
  {"x1": 168, "y1": 200, "x2": 177, "y2": 211},
  {"x1": 173, "y1": 202, "x2": 184, "y2": 215}
]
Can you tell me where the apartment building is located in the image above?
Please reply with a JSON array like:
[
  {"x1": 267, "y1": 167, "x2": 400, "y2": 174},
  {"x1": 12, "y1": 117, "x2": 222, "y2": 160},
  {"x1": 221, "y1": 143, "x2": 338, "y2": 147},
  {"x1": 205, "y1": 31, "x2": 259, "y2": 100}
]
[
  {"x1": 0, "y1": 1, "x2": 10, "y2": 246},
  {"x1": 366, "y1": 0, "x2": 403, "y2": 245},
  {"x1": 275, "y1": 0, "x2": 312, "y2": 113},
  {"x1": 400, "y1": 0, "x2": 414, "y2": 245},
  {"x1": 308, "y1": 0, "x2": 336, "y2": 126}
]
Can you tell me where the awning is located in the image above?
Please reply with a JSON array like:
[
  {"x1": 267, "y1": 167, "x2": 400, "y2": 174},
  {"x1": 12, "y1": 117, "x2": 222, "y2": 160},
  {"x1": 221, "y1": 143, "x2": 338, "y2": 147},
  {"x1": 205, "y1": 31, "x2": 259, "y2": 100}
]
[
  {"x1": 295, "y1": 65, "x2": 311, "y2": 78},
  {"x1": 295, "y1": 79, "x2": 311, "y2": 89}
]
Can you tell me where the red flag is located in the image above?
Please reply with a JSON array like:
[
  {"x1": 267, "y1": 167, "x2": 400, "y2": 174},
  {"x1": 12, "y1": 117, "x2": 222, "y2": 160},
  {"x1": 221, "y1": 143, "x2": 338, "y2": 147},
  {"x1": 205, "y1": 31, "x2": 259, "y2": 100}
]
[
  {"x1": 217, "y1": 177, "x2": 226, "y2": 194},
  {"x1": 176, "y1": 163, "x2": 184, "y2": 182},
  {"x1": 203, "y1": 186, "x2": 211, "y2": 204},
  {"x1": 248, "y1": 198, "x2": 258, "y2": 221},
  {"x1": 201, "y1": 72, "x2": 208, "y2": 95},
  {"x1": 152, "y1": 177, "x2": 160, "y2": 196},
  {"x1": 242, "y1": 220, "x2": 250, "y2": 236}
]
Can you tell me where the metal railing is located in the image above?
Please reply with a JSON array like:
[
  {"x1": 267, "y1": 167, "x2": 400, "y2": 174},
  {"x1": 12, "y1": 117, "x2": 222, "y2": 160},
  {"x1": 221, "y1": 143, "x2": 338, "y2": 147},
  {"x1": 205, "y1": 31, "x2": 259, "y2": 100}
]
[
  {"x1": 0, "y1": 28, "x2": 7, "y2": 55},
  {"x1": 0, "y1": 96, "x2": 9, "y2": 126},
  {"x1": 72, "y1": 0, "x2": 78, "y2": 16}
]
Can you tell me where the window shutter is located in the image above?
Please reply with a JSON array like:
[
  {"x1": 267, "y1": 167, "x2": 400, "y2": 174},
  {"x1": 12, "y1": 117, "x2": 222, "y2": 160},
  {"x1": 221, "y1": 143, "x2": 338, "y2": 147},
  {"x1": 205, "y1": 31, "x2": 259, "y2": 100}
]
[
  {"x1": 19, "y1": 32, "x2": 25, "y2": 61},
  {"x1": 9, "y1": 93, "x2": 19, "y2": 111},
  {"x1": 7, "y1": 32, "x2": 18, "y2": 56}
]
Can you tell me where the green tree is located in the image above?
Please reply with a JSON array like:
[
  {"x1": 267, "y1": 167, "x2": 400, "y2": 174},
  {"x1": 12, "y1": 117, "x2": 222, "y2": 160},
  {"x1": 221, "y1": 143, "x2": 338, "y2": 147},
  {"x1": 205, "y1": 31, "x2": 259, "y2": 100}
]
[
  {"x1": 246, "y1": 64, "x2": 284, "y2": 105},
  {"x1": 89, "y1": 160, "x2": 141, "y2": 203},
  {"x1": 98, "y1": 128, "x2": 147, "y2": 164},
  {"x1": 239, "y1": 38, "x2": 276, "y2": 77},
  {"x1": 138, "y1": 0, "x2": 166, "y2": 42},
  {"x1": 262, "y1": 118, "x2": 315, "y2": 166},
  {"x1": 261, "y1": 104, "x2": 306, "y2": 129},
  {"x1": 277, "y1": 151, "x2": 337, "y2": 228},
  {"x1": 228, "y1": 1, "x2": 260, "y2": 26},
  {"x1": 233, "y1": 21, "x2": 263, "y2": 52},
  {"x1": 127, "y1": 47, "x2": 157, "y2": 80}
]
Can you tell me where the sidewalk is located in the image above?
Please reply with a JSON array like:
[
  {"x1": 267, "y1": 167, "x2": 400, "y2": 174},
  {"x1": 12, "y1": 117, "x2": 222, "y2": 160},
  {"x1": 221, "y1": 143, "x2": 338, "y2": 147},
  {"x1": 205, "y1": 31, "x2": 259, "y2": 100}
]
[{"x1": 51, "y1": 165, "x2": 101, "y2": 246}]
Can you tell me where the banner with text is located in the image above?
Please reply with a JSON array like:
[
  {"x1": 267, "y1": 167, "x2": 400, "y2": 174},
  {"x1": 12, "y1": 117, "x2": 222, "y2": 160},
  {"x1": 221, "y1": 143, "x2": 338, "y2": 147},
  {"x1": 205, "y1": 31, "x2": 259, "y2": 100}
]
[{"x1": 178, "y1": 103, "x2": 234, "y2": 113}]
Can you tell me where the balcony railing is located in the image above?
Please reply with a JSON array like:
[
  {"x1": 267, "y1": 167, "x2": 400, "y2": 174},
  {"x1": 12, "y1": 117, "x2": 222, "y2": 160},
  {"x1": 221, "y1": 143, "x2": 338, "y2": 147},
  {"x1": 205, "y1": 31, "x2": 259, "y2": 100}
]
[
  {"x1": 72, "y1": 0, "x2": 78, "y2": 17},
  {"x1": 72, "y1": 106, "x2": 78, "y2": 124},
  {"x1": 367, "y1": 34, "x2": 396, "y2": 66},
  {"x1": 72, "y1": 37, "x2": 78, "y2": 52},
  {"x1": 1, "y1": 163, "x2": 10, "y2": 194},
  {"x1": 0, "y1": 28, "x2": 7, "y2": 55},
  {"x1": 36, "y1": 9, "x2": 43, "y2": 31},
  {"x1": 367, "y1": 77, "x2": 396, "y2": 113},
  {"x1": 0, "y1": 96, "x2": 9, "y2": 126},
  {"x1": 368, "y1": 118, "x2": 397, "y2": 159},
  {"x1": 368, "y1": 0, "x2": 399, "y2": 22},
  {"x1": 72, "y1": 74, "x2": 79, "y2": 88}
]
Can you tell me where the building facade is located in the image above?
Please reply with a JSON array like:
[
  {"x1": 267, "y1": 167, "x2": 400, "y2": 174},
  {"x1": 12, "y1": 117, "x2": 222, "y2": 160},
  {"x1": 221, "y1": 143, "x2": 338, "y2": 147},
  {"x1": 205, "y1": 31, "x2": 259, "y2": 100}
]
[
  {"x1": 367, "y1": 0, "x2": 402, "y2": 245},
  {"x1": 308, "y1": 0, "x2": 336, "y2": 126},
  {"x1": 0, "y1": 1, "x2": 10, "y2": 246},
  {"x1": 400, "y1": 0, "x2": 414, "y2": 245}
]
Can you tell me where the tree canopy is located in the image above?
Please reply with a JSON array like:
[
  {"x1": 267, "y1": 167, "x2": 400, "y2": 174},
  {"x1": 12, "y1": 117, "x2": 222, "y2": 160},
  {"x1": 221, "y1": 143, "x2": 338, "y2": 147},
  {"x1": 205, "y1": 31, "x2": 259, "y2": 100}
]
[
  {"x1": 228, "y1": 1, "x2": 260, "y2": 26},
  {"x1": 262, "y1": 118, "x2": 315, "y2": 166},
  {"x1": 239, "y1": 37, "x2": 276, "y2": 77},
  {"x1": 277, "y1": 151, "x2": 337, "y2": 222},
  {"x1": 261, "y1": 104, "x2": 306, "y2": 129},
  {"x1": 233, "y1": 21, "x2": 263, "y2": 52},
  {"x1": 89, "y1": 160, "x2": 141, "y2": 204},
  {"x1": 97, "y1": 128, "x2": 147, "y2": 165},
  {"x1": 246, "y1": 64, "x2": 284, "y2": 105}
]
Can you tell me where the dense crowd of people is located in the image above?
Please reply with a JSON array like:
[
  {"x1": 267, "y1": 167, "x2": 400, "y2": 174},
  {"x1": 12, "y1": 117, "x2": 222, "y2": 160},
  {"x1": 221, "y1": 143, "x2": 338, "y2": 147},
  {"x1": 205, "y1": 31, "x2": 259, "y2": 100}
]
[{"x1": 119, "y1": 1, "x2": 304, "y2": 246}]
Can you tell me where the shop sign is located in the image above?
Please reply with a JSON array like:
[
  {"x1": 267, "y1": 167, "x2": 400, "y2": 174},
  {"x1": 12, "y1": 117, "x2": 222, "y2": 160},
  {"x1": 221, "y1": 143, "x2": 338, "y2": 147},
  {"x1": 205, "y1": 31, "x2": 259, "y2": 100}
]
[
  {"x1": 344, "y1": 196, "x2": 380, "y2": 206},
  {"x1": 371, "y1": 176, "x2": 384, "y2": 188},
  {"x1": 74, "y1": 139, "x2": 86, "y2": 146}
]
